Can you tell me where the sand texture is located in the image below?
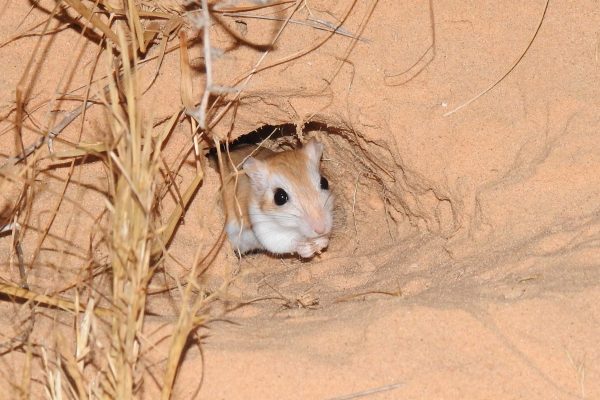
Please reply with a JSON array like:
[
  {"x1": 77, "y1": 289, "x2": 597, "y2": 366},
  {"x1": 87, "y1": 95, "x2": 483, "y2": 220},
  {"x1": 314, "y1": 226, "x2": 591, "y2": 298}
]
[{"x1": 0, "y1": 0, "x2": 599, "y2": 398}]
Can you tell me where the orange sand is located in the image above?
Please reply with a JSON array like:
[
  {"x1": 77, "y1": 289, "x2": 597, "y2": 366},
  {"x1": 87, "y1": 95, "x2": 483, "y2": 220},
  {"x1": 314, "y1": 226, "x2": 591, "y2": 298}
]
[{"x1": 1, "y1": 0, "x2": 599, "y2": 398}]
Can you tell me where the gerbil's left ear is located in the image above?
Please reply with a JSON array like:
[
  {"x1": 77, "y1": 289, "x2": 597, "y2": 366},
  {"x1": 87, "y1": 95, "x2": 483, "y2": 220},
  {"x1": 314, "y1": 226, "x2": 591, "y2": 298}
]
[
  {"x1": 243, "y1": 157, "x2": 269, "y2": 192},
  {"x1": 302, "y1": 139, "x2": 324, "y2": 164}
]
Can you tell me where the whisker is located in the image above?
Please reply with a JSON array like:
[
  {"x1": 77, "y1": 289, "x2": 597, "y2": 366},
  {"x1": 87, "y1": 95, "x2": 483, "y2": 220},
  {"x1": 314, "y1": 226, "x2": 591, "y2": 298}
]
[
  {"x1": 324, "y1": 193, "x2": 335, "y2": 208},
  {"x1": 247, "y1": 215, "x2": 301, "y2": 222},
  {"x1": 247, "y1": 213, "x2": 302, "y2": 220},
  {"x1": 249, "y1": 220, "x2": 296, "y2": 226}
]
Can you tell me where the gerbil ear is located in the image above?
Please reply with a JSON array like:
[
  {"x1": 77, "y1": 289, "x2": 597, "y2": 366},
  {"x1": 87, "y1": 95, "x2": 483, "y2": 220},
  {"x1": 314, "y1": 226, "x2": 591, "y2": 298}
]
[
  {"x1": 302, "y1": 139, "x2": 324, "y2": 165},
  {"x1": 243, "y1": 157, "x2": 268, "y2": 191}
]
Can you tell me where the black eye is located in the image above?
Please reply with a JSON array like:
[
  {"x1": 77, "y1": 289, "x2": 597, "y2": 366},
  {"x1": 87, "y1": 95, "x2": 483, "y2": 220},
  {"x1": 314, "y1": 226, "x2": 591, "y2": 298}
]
[
  {"x1": 274, "y1": 188, "x2": 288, "y2": 206},
  {"x1": 320, "y1": 176, "x2": 329, "y2": 190}
]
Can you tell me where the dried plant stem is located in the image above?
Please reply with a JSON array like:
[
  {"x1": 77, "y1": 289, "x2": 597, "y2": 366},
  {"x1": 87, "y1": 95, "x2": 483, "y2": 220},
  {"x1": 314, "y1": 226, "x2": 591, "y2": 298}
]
[
  {"x1": 0, "y1": 100, "x2": 95, "y2": 169},
  {"x1": 222, "y1": 12, "x2": 365, "y2": 41},
  {"x1": 106, "y1": 25, "x2": 158, "y2": 398},
  {"x1": 160, "y1": 252, "x2": 217, "y2": 400},
  {"x1": 186, "y1": 0, "x2": 214, "y2": 129},
  {"x1": 0, "y1": 282, "x2": 111, "y2": 317},
  {"x1": 443, "y1": 0, "x2": 550, "y2": 116},
  {"x1": 327, "y1": 382, "x2": 404, "y2": 400},
  {"x1": 62, "y1": 0, "x2": 119, "y2": 44}
]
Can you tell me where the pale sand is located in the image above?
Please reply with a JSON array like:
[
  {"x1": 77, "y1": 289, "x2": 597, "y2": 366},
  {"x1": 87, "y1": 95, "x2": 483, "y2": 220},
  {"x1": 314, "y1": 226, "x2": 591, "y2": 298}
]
[{"x1": 0, "y1": 0, "x2": 598, "y2": 398}]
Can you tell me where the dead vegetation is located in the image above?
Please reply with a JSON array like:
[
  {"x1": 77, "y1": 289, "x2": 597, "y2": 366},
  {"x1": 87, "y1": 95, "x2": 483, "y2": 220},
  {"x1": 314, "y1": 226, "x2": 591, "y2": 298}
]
[
  {"x1": 0, "y1": 0, "x2": 375, "y2": 398},
  {"x1": 2, "y1": 0, "x2": 597, "y2": 398}
]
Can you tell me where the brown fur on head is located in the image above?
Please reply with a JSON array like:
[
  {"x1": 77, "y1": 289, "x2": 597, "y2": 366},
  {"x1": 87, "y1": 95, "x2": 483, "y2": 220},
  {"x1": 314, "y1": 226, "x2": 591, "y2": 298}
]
[{"x1": 223, "y1": 139, "x2": 334, "y2": 258}]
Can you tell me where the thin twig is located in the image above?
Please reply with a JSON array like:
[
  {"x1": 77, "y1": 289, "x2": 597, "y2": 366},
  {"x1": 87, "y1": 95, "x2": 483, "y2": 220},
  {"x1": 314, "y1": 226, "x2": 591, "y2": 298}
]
[
  {"x1": 327, "y1": 382, "x2": 404, "y2": 400},
  {"x1": 207, "y1": 0, "x2": 304, "y2": 131},
  {"x1": 222, "y1": 12, "x2": 368, "y2": 41},
  {"x1": 213, "y1": 0, "x2": 295, "y2": 13},
  {"x1": 444, "y1": 0, "x2": 550, "y2": 116},
  {"x1": 1, "y1": 101, "x2": 95, "y2": 168},
  {"x1": 0, "y1": 216, "x2": 33, "y2": 355},
  {"x1": 352, "y1": 173, "x2": 360, "y2": 237},
  {"x1": 0, "y1": 282, "x2": 112, "y2": 317},
  {"x1": 0, "y1": 222, "x2": 20, "y2": 235},
  {"x1": 384, "y1": 0, "x2": 436, "y2": 86},
  {"x1": 187, "y1": 0, "x2": 214, "y2": 128}
]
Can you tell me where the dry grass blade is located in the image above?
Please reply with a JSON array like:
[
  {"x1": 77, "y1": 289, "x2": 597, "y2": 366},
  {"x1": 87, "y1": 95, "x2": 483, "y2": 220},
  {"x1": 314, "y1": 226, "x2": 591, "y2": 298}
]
[
  {"x1": 14, "y1": 2, "x2": 62, "y2": 159},
  {"x1": 221, "y1": 12, "x2": 365, "y2": 41},
  {"x1": 19, "y1": 344, "x2": 32, "y2": 400},
  {"x1": 126, "y1": 0, "x2": 147, "y2": 53},
  {"x1": 327, "y1": 0, "x2": 373, "y2": 84},
  {"x1": 93, "y1": 0, "x2": 173, "y2": 18},
  {"x1": 213, "y1": 0, "x2": 296, "y2": 13},
  {"x1": 160, "y1": 297, "x2": 200, "y2": 400},
  {"x1": 384, "y1": 0, "x2": 435, "y2": 86},
  {"x1": 63, "y1": 0, "x2": 119, "y2": 45},
  {"x1": 151, "y1": 167, "x2": 203, "y2": 259},
  {"x1": 160, "y1": 261, "x2": 218, "y2": 400},
  {"x1": 326, "y1": 383, "x2": 404, "y2": 400},
  {"x1": 41, "y1": 347, "x2": 62, "y2": 400},
  {"x1": 143, "y1": 21, "x2": 161, "y2": 51},
  {"x1": 203, "y1": 0, "x2": 304, "y2": 131},
  {"x1": 443, "y1": 0, "x2": 550, "y2": 116},
  {"x1": 102, "y1": 15, "x2": 166, "y2": 396},
  {"x1": 151, "y1": 17, "x2": 184, "y2": 84},
  {"x1": 212, "y1": 11, "x2": 274, "y2": 49},
  {"x1": 0, "y1": 18, "x2": 69, "y2": 49},
  {"x1": 46, "y1": 141, "x2": 109, "y2": 160},
  {"x1": 179, "y1": 31, "x2": 195, "y2": 110},
  {"x1": 150, "y1": 109, "x2": 205, "y2": 259},
  {"x1": 0, "y1": 101, "x2": 94, "y2": 168},
  {"x1": 0, "y1": 282, "x2": 112, "y2": 317},
  {"x1": 56, "y1": 334, "x2": 88, "y2": 400}
]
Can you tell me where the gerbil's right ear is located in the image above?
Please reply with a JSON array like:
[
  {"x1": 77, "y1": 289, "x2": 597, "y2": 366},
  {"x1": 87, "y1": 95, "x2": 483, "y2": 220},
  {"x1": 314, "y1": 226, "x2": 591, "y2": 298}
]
[
  {"x1": 243, "y1": 157, "x2": 268, "y2": 191},
  {"x1": 302, "y1": 139, "x2": 324, "y2": 165}
]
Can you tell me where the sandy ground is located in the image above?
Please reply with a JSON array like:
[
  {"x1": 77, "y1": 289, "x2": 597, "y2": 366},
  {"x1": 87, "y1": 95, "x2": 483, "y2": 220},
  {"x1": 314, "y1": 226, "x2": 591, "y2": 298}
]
[{"x1": 1, "y1": 0, "x2": 600, "y2": 398}]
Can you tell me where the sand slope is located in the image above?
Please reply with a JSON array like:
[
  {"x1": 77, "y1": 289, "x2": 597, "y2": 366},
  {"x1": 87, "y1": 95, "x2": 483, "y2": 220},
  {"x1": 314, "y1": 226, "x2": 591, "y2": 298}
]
[{"x1": 0, "y1": 0, "x2": 599, "y2": 398}]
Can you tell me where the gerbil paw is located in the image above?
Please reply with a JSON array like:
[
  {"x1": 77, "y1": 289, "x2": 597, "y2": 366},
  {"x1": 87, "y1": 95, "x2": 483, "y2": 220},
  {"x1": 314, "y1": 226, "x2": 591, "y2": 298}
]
[{"x1": 296, "y1": 238, "x2": 328, "y2": 259}]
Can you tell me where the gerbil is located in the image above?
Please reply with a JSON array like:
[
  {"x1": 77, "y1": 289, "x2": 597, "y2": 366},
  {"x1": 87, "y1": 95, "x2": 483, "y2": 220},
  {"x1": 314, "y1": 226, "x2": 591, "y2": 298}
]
[{"x1": 221, "y1": 139, "x2": 333, "y2": 258}]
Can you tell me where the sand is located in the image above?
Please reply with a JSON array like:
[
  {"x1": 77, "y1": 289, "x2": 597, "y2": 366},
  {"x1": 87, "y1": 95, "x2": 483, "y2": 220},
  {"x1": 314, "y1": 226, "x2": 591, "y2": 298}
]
[{"x1": 1, "y1": 0, "x2": 599, "y2": 398}]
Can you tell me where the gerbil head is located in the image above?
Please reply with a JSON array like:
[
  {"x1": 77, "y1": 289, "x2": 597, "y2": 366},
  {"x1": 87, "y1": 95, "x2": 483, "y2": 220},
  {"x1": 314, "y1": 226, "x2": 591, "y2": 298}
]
[{"x1": 242, "y1": 139, "x2": 334, "y2": 258}]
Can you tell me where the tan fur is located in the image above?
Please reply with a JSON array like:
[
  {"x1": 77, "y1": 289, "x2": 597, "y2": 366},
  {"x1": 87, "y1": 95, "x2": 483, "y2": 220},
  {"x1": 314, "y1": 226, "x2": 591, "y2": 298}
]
[
  {"x1": 221, "y1": 145, "x2": 268, "y2": 231},
  {"x1": 221, "y1": 139, "x2": 332, "y2": 258},
  {"x1": 222, "y1": 145, "x2": 319, "y2": 224},
  {"x1": 225, "y1": 144, "x2": 325, "y2": 224}
]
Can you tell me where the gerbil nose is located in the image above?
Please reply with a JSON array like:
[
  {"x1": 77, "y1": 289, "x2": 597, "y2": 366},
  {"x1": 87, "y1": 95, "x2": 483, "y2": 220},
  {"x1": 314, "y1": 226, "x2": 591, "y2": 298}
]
[{"x1": 310, "y1": 217, "x2": 326, "y2": 235}]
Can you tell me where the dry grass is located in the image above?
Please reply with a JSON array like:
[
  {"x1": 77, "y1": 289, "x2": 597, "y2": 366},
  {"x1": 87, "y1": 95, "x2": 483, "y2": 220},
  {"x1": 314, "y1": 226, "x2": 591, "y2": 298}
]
[
  {"x1": 0, "y1": 0, "x2": 212, "y2": 397},
  {"x1": 0, "y1": 0, "x2": 367, "y2": 398}
]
